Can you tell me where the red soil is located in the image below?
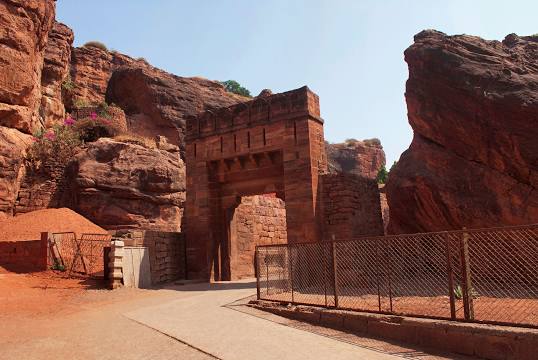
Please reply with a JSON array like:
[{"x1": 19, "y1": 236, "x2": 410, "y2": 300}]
[{"x1": 0, "y1": 208, "x2": 107, "y2": 242}]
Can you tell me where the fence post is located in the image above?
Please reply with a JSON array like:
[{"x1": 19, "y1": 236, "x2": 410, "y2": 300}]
[
  {"x1": 289, "y1": 245, "x2": 295, "y2": 303},
  {"x1": 323, "y1": 242, "x2": 328, "y2": 307},
  {"x1": 255, "y1": 246, "x2": 261, "y2": 300},
  {"x1": 265, "y1": 247, "x2": 269, "y2": 296},
  {"x1": 460, "y1": 228, "x2": 475, "y2": 320},
  {"x1": 40, "y1": 232, "x2": 52, "y2": 270},
  {"x1": 444, "y1": 232, "x2": 456, "y2": 320},
  {"x1": 331, "y1": 235, "x2": 339, "y2": 308}
]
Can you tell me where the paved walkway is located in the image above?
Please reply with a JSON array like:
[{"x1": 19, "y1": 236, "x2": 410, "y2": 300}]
[{"x1": 125, "y1": 280, "x2": 399, "y2": 360}]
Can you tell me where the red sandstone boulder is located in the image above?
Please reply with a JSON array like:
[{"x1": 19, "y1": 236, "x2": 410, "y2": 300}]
[
  {"x1": 41, "y1": 21, "x2": 74, "y2": 127},
  {"x1": 65, "y1": 45, "x2": 144, "y2": 109},
  {"x1": 105, "y1": 66, "x2": 248, "y2": 152},
  {"x1": 0, "y1": 127, "x2": 33, "y2": 220},
  {"x1": 387, "y1": 30, "x2": 538, "y2": 233},
  {"x1": 0, "y1": 0, "x2": 56, "y2": 133},
  {"x1": 66, "y1": 138, "x2": 185, "y2": 231},
  {"x1": 326, "y1": 138, "x2": 386, "y2": 179}
]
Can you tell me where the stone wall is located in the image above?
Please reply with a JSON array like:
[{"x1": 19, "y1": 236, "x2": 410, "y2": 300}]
[
  {"x1": 15, "y1": 163, "x2": 68, "y2": 215},
  {"x1": 110, "y1": 230, "x2": 185, "y2": 284},
  {"x1": 0, "y1": 240, "x2": 44, "y2": 272},
  {"x1": 320, "y1": 173, "x2": 384, "y2": 240},
  {"x1": 230, "y1": 195, "x2": 287, "y2": 279}
]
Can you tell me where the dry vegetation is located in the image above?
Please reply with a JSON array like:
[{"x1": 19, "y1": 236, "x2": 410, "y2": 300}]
[{"x1": 114, "y1": 133, "x2": 156, "y2": 149}]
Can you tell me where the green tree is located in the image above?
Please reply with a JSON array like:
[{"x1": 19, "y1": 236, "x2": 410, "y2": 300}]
[
  {"x1": 376, "y1": 165, "x2": 388, "y2": 184},
  {"x1": 221, "y1": 80, "x2": 251, "y2": 97}
]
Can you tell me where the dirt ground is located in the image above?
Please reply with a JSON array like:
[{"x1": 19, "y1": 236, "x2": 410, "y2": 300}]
[{"x1": 0, "y1": 268, "x2": 212, "y2": 360}]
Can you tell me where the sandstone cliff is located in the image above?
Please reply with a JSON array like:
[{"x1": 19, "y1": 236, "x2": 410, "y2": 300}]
[
  {"x1": 326, "y1": 139, "x2": 386, "y2": 179},
  {"x1": 387, "y1": 30, "x2": 538, "y2": 233},
  {"x1": 65, "y1": 45, "x2": 144, "y2": 110},
  {"x1": 0, "y1": 127, "x2": 33, "y2": 220},
  {"x1": 0, "y1": 0, "x2": 56, "y2": 219},
  {"x1": 65, "y1": 138, "x2": 186, "y2": 231},
  {"x1": 106, "y1": 65, "x2": 248, "y2": 152},
  {"x1": 40, "y1": 21, "x2": 73, "y2": 127},
  {"x1": 0, "y1": 0, "x2": 55, "y2": 133}
]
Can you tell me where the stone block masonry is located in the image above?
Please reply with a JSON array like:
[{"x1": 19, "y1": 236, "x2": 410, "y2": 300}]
[
  {"x1": 0, "y1": 240, "x2": 44, "y2": 272},
  {"x1": 230, "y1": 194, "x2": 287, "y2": 279},
  {"x1": 320, "y1": 173, "x2": 384, "y2": 240},
  {"x1": 109, "y1": 230, "x2": 186, "y2": 284},
  {"x1": 185, "y1": 86, "x2": 327, "y2": 280}
]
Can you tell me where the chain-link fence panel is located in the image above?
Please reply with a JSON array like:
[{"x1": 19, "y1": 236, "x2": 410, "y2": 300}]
[{"x1": 256, "y1": 224, "x2": 538, "y2": 328}]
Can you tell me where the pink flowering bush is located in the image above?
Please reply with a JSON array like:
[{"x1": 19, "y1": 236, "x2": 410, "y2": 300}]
[{"x1": 26, "y1": 121, "x2": 81, "y2": 174}]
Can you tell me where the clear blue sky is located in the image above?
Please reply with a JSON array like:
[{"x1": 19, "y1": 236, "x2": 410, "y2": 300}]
[{"x1": 57, "y1": 0, "x2": 537, "y2": 165}]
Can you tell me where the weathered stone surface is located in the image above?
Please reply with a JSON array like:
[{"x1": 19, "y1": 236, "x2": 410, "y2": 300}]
[
  {"x1": 326, "y1": 139, "x2": 386, "y2": 179},
  {"x1": 66, "y1": 138, "x2": 185, "y2": 231},
  {"x1": 229, "y1": 195, "x2": 287, "y2": 280},
  {"x1": 66, "y1": 46, "x2": 143, "y2": 109},
  {"x1": 0, "y1": 0, "x2": 56, "y2": 133},
  {"x1": 41, "y1": 21, "x2": 73, "y2": 127},
  {"x1": 106, "y1": 66, "x2": 248, "y2": 151},
  {"x1": 0, "y1": 127, "x2": 33, "y2": 220},
  {"x1": 387, "y1": 30, "x2": 538, "y2": 234}
]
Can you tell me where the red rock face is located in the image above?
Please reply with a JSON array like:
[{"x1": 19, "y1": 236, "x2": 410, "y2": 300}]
[
  {"x1": 41, "y1": 21, "x2": 74, "y2": 127},
  {"x1": 106, "y1": 66, "x2": 248, "y2": 152},
  {"x1": 387, "y1": 30, "x2": 538, "y2": 234},
  {"x1": 66, "y1": 46, "x2": 144, "y2": 109},
  {"x1": 0, "y1": 128, "x2": 33, "y2": 220},
  {"x1": 0, "y1": 0, "x2": 56, "y2": 133},
  {"x1": 326, "y1": 139, "x2": 386, "y2": 179},
  {"x1": 65, "y1": 138, "x2": 185, "y2": 231}
]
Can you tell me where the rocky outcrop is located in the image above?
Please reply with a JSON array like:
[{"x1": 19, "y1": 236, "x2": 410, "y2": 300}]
[
  {"x1": 40, "y1": 21, "x2": 73, "y2": 127},
  {"x1": 326, "y1": 139, "x2": 386, "y2": 179},
  {"x1": 0, "y1": 0, "x2": 56, "y2": 133},
  {"x1": 0, "y1": 127, "x2": 33, "y2": 220},
  {"x1": 66, "y1": 46, "x2": 144, "y2": 109},
  {"x1": 66, "y1": 138, "x2": 185, "y2": 231},
  {"x1": 106, "y1": 66, "x2": 248, "y2": 151},
  {"x1": 387, "y1": 30, "x2": 538, "y2": 234}
]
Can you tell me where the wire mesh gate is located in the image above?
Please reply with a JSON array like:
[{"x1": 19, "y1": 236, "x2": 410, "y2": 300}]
[
  {"x1": 49, "y1": 232, "x2": 111, "y2": 278},
  {"x1": 256, "y1": 224, "x2": 538, "y2": 328}
]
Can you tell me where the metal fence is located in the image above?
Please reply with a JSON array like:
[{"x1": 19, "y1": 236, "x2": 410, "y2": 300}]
[
  {"x1": 49, "y1": 232, "x2": 111, "y2": 278},
  {"x1": 256, "y1": 224, "x2": 538, "y2": 328}
]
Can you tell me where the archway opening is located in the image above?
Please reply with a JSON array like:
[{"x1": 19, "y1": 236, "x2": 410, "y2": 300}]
[{"x1": 227, "y1": 193, "x2": 287, "y2": 280}]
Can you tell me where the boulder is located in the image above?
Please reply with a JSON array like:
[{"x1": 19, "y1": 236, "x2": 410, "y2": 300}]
[
  {"x1": 106, "y1": 66, "x2": 248, "y2": 152},
  {"x1": 40, "y1": 21, "x2": 74, "y2": 127},
  {"x1": 387, "y1": 30, "x2": 538, "y2": 233},
  {"x1": 326, "y1": 139, "x2": 386, "y2": 179},
  {"x1": 66, "y1": 138, "x2": 186, "y2": 231},
  {"x1": 0, "y1": 127, "x2": 33, "y2": 220},
  {"x1": 0, "y1": 0, "x2": 56, "y2": 133}
]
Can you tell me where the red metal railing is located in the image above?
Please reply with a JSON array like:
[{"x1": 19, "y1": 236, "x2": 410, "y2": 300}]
[{"x1": 256, "y1": 224, "x2": 538, "y2": 328}]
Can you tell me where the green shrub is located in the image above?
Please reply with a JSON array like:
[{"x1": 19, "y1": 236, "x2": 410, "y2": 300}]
[
  {"x1": 73, "y1": 98, "x2": 91, "y2": 108},
  {"x1": 221, "y1": 80, "x2": 251, "y2": 97},
  {"x1": 61, "y1": 74, "x2": 75, "y2": 91},
  {"x1": 454, "y1": 285, "x2": 463, "y2": 300},
  {"x1": 27, "y1": 121, "x2": 81, "y2": 173},
  {"x1": 344, "y1": 138, "x2": 358, "y2": 146},
  {"x1": 83, "y1": 41, "x2": 108, "y2": 52},
  {"x1": 376, "y1": 165, "x2": 388, "y2": 184}
]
